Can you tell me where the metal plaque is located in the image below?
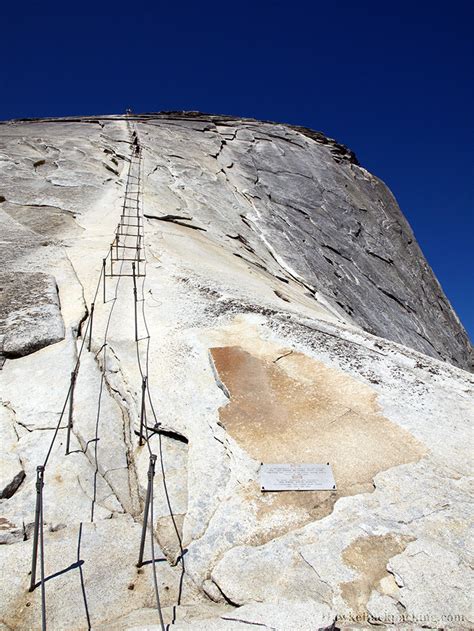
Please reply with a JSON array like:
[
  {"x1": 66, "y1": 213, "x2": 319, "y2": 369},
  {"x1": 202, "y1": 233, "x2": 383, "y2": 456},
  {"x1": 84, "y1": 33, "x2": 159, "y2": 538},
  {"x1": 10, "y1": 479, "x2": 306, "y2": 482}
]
[{"x1": 260, "y1": 463, "x2": 336, "y2": 492}]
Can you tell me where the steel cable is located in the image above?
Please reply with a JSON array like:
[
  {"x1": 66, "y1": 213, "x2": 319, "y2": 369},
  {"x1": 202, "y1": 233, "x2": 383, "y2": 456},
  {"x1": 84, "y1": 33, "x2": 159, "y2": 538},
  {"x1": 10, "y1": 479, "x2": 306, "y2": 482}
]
[
  {"x1": 31, "y1": 116, "x2": 181, "y2": 631},
  {"x1": 32, "y1": 123, "x2": 148, "y2": 630},
  {"x1": 126, "y1": 119, "x2": 165, "y2": 629}
]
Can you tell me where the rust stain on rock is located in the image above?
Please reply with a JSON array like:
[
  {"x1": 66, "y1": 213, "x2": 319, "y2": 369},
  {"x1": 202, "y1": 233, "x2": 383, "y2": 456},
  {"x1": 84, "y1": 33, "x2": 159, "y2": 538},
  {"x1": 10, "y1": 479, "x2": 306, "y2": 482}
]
[
  {"x1": 210, "y1": 345, "x2": 425, "y2": 530},
  {"x1": 340, "y1": 533, "x2": 413, "y2": 614}
]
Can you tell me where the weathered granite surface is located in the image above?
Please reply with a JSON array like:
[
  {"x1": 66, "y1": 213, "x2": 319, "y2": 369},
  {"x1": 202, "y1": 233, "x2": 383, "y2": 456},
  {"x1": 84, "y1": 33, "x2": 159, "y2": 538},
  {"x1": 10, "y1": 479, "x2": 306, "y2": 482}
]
[
  {"x1": 1, "y1": 113, "x2": 471, "y2": 369},
  {"x1": 139, "y1": 112, "x2": 472, "y2": 370},
  {"x1": 0, "y1": 114, "x2": 472, "y2": 630},
  {"x1": 0, "y1": 272, "x2": 65, "y2": 358}
]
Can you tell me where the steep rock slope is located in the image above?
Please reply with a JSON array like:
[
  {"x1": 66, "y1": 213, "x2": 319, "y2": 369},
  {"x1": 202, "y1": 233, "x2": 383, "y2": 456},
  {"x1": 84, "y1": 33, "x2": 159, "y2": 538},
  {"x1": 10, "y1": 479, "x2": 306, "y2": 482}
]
[
  {"x1": 1, "y1": 113, "x2": 471, "y2": 369},
  {"x1": 0, "y1": 114, "x2": 472, "y2": 631},
  {"x1": 140, "y1": 112, "x2": 471, "y2": 370}
]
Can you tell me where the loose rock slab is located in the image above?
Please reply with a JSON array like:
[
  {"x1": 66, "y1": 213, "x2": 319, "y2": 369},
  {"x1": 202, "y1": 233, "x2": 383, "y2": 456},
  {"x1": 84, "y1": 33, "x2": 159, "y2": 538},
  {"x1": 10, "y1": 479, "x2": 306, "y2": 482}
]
[{"x1": 0, "y1": 272, "x2": 65, "y2": 358}]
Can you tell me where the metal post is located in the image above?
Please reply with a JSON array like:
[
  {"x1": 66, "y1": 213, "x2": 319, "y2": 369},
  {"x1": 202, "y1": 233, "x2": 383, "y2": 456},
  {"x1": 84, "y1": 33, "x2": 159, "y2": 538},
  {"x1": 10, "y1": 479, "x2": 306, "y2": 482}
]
[
  {"x1": 29, "y1": 465, "x2": 44, "y2": 592},
  {"x1": 116, "y1": 234, "x2": 119, "y2": 259},
  {"x1": 137, "y1": 454, "x2": 156, "y2": 567},
  {"x1": 110, "y1": 246, "x2": 113, "y2": 275},
  {"x1": 87, "y1": 303, "x2": 94, "y2": 352},
  {"x1": 65, "y1": 369, "x2": 77, "y2": 455},
  {"x1": 102, "y1": 259, "x2": 106, "y2": 303},
  {"x1": 139, "y1": 376, "x2": 147, "y2": 446},
  {"x1": 132, "y1": 262, "x2": 138, "y2": 341},
  {"x1": 39, "y1": 472, "x2": 46, "y2": 631}
]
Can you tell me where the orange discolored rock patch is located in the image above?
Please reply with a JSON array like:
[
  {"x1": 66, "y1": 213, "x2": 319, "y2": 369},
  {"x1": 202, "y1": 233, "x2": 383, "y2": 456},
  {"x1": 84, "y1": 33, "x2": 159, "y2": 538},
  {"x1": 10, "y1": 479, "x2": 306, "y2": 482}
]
[
  {"x1": 340, "y1": 533, "x2": 413, "y2": 614},
  {"x1": 210, "y1": 345, "x2": 426, "y2": 526}
]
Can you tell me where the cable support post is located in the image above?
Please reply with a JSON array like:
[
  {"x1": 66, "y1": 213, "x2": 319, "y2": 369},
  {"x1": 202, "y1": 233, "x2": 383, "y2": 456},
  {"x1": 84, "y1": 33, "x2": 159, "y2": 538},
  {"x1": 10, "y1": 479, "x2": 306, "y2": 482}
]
[
  {"x1": 65, "y1": 366, "x2": 79, "y2": 455},
  {"x1": 102, "y1": 258, "x2": 106, "y2": 303},
  {"x1": 29, "y1": 465, "x2": 45, "y2": 592},
  {"x1": 132, "y1": 262, "x2": 138, "y2": 341},
  {"x1": 87, "y1": 302, "x2": 95, "y2": 352},
  {"x1": 139, "y1": 376, "x2": 147, "y2": 446},
  {"x1": 137, "y1": 454, "x2": 157, "y2": 567}
]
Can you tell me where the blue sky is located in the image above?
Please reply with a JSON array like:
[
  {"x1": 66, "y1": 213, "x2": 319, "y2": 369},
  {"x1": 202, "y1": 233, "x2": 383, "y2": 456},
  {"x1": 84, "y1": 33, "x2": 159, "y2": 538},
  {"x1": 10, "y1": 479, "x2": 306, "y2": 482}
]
[{"x1": 1, "y1": 0, "x2": 472, "y2": 338}]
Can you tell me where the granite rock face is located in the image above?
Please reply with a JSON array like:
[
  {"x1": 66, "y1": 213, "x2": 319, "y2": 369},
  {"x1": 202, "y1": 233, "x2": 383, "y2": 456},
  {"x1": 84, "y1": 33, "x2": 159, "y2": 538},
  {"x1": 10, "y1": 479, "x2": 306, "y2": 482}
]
[
  {"x1": 0, "y1": 113, "x2": 471, "y2": 370},
  {"x1": 147, "y1": 113, "x2": 473, "y2": 370},
  {"x1": 0, "y1": 272, "x2": 65, "y2": 358},
  {"x1": 0, "y1": 113, "x2": 472, "y2": 630}
]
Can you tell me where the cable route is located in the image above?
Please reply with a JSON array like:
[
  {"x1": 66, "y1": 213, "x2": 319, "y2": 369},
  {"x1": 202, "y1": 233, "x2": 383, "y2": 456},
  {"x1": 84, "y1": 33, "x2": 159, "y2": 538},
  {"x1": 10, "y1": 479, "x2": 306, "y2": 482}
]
[{"x1": 28, "y1": 112, "x2": 182, "y2": 631}]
